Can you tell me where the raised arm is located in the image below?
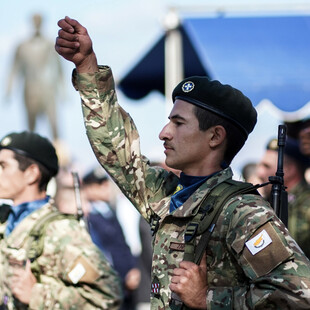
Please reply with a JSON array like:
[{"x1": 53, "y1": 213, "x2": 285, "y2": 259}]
[
  {"x1": 55, "y1": 16, "x2": 98, "y2": 73},
  {"x1": 55, "y1": 17, "x2": 177, "y2": 224}
]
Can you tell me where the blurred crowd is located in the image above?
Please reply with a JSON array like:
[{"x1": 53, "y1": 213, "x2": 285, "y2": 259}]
[{"x1": 241, "y1": 118, "x2": 310, "y2": 258}]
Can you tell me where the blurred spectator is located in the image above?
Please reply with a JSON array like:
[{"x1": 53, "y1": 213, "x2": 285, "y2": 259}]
[
  {"x1": 241, "y1": 162, "x2": 257, "y2": 182},
  {"x1": 241, "y1": 162, "x2": 266, "y2": 196},
  {"x1": 285, "y1": 118, "x2": 310, "y2": 157},
  {"x1": 82, "y1": 166, "x2": 141, "y2": 310},
  {"x1": 54, "y1": 167, "x2": 90, "y2": 227},
  {"x1": 285, "y1": 118, "x2": 310, "y2": 183},
  {"x1": 115, "y1": 194, "x2": 141, "y2": 257},
  {"x1": 256, "y1": 137, "x2": 310, "y2": 257}
]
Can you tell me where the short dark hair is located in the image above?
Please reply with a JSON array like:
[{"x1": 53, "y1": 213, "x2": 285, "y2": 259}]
[
  {"x1": 14, "y1": 152, "x2": 53, "y2": 192},
  {"x1": 193, "y1": 105, "x2": 246, "y2": 165}
]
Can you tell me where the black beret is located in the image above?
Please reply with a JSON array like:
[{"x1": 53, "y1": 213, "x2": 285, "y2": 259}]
[
  {"x1": 0, "y1": 131, "x2": 59, "y2": 176},
  {"x1": 172, "y1": 76, "x2": 257, "y2": 137},
  {"x1": 82, "y1": 166, "x2": 109, "y2": 185},
  {"x1": 267, "y1": 137, "x2": 310, "y2": 168}
]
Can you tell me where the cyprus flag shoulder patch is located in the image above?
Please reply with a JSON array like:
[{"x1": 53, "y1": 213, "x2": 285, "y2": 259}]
[{"x1": 245, "y1": 229, "x2": 272, "y2": 255}]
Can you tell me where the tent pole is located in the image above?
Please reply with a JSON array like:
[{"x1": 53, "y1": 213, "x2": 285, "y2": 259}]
[{"x1": 164, "y1": 8, "x2": 184, "y2": 118}]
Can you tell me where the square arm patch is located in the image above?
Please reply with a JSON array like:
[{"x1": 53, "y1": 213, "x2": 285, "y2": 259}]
[
  {"x1": 243, "y1": 222, "x2": 292, "y2": 278},
  {"x1": 67, "y1": 255, "x2": 100, "y2": 284}
]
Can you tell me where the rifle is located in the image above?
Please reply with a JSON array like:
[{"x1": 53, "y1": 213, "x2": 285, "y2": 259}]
[
  {"x1": 268, "y1": 125, "x2": 288, "y2": 226},
  {"x1": 71, "y1": 171, "x2": 88, "y2": 230}
]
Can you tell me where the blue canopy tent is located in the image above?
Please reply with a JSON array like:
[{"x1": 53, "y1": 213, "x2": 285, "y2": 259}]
[
  {"x1": 118, "y1": 14, "x2": 310, "y2": 118},
  {"x1": 118, "y1": 25, "x2": 210, "y2": 100}
]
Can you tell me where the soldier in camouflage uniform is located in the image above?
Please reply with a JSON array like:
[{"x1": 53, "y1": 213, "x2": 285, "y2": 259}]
[
  {"x1": 0, "y1": 131, "x2": 122, "y2": 309},
  {"x1": 257, "y1": 137, "x2": 310, "y2": 258},
  {"x1": 55, "y1": 17, "x2": 310, "y2": 309}
]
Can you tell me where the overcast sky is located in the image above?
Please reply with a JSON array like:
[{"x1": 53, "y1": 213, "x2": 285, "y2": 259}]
[{"x1": 0, "y1": 0, "x2": 308, "y2": 176}]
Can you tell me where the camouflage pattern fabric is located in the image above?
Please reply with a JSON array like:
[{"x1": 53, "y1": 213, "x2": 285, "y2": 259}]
[
  {"x1": 288, "y1": 181, "x2": 310, "y2": 258},
  {"x1": 0, "y1": 201, "x2": 122, "y2": 310},
  {"x1": 73, "y1": 66, "x2": 310, "y2": 309}
]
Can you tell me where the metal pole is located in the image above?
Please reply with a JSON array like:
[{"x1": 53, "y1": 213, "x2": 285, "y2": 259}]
[{"x1": 163, "y1": 8, "x2": 184, "y2": 118}]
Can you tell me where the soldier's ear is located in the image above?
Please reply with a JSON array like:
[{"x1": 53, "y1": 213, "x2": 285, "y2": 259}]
[
  {"x1": 209, "y1": 125, "x2": 226, "y2": 148},
  {"x1": 24, "y1": 163, "x2": 41, "y2": 185}
]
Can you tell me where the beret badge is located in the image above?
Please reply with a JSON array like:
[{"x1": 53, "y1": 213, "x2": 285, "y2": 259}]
[
  {"x1": 268, "y1": 139, "x2": 278, "y2": 150},
  {"x1": 182, "y1": 81, "x2": 195, "y2": 93},
  {"x1": 1, "y1": 137, "x2": 12, "y2": 147}
]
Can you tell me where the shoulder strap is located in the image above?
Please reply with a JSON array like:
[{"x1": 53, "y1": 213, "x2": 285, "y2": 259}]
[
  {"x1": 27, "y1": 211, "x2": 75, "y2": 263},
  {"x1": 183, "y1": 179, "x2": 259, "y2": 263}
]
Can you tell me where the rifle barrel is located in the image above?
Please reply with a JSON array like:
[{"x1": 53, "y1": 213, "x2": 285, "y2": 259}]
[{"x1": 71, "y1": 171, "x2": 83, "y2": 219}]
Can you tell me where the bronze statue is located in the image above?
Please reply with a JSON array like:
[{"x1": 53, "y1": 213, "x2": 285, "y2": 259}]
[{"x1": 6, "y1": 14, "x2": 64, "y2": 140}]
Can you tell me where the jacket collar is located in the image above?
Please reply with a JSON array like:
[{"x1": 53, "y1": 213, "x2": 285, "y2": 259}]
[{"x1": 170, "y1": 167, "x2": 233, "y2": 218}]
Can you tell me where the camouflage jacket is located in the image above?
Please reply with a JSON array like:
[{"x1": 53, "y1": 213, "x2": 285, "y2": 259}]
[
  {"x1": 0, "y1": 201, "x2": 122, "y2": 310},
  {"x1": 73, "y1": 66, "x2": 310, "y2": 309},
  {"x1": 288, "y1": 181, "x2": 310, "y2": 258}
]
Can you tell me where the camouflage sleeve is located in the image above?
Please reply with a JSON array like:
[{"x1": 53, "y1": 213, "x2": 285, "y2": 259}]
[
  {"x1": 72, "y1": 66, "x2": 173, "y2": 221},
  {"x1": 296, "y1": 204, "x2": 310, "y2": 258},
  {"x1": 28, "y1": 218, "x2": 122, "y2": 310},
  {"x1": 207, "y1": 194, "x2": 310, "y2": 309},
  {"x1": 288, "y1": 189, "x2": 310, "y2": 258}
]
